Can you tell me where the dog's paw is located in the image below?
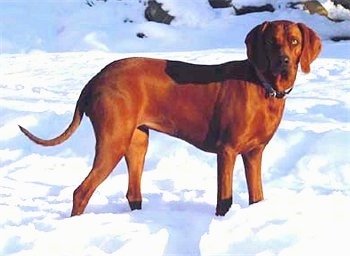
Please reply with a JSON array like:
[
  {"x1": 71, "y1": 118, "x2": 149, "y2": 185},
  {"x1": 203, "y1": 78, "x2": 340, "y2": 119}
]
[
  {"x1": 215, "y1": 197, "x2": 232, "y2": 216},
  {"x1": 129, "y1": 201, "x2": 142, "y2": 211}
]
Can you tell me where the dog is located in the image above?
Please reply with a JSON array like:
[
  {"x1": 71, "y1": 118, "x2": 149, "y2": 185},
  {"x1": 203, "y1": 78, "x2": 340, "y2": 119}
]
[{"x1": 19, "y1": 20, "x2": 321, "y2": 216}]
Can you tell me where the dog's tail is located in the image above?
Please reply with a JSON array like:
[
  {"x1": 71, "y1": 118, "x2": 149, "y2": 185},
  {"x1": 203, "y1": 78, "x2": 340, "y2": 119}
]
[{"x1": 19, "y1": 91, "x2": 86, "y2": 147}]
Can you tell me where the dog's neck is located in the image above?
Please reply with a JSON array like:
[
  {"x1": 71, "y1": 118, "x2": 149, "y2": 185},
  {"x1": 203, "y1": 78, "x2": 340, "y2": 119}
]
[
  {"x1": 251, "y1": 64, "x2": 296, "y2": 99},
  {"x1": 254, "y1": 68, "x2": 293, "y2": 99}
]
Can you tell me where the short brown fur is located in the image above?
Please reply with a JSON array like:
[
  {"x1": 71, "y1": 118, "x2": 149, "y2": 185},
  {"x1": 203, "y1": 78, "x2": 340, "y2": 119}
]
[{"x1": 19, "y1": 20, "x2": 321, "y2": 216}]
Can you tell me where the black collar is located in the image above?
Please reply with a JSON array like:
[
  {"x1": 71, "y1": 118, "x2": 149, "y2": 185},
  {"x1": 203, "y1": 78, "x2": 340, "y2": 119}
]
[
  {"x1": 253, "y1": 65, "x2": 293, "y2": 99},
  {"x1": 261, "y1": 81, "x2": 293, "y2": 99}
]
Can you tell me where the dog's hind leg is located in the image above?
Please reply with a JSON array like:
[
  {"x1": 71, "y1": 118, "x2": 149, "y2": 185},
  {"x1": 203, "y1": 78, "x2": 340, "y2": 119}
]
[
  {"x1": 70, "y1": 98, "x2": 136, "y2": 216},
  {"x1": 125, "y1": 126, "x2": 149, "y2": 210},
  {"x1": 71, "y1": 136, "x2": 126, "y2": 216}
]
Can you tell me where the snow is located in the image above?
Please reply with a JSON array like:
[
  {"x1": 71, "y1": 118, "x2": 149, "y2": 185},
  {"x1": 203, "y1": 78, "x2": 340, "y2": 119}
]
[{"x1": 1, "y1": 0, "x2": 350, "y2": 255}]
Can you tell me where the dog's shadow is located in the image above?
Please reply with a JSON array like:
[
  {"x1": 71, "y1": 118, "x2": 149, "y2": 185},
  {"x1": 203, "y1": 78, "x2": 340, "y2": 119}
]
[
  {"x1": 133, "y1": 194, "x2": 214, "y2": 255},
  {"x1": 89, "y1": 192, "x2": 215, "y2": 255}
]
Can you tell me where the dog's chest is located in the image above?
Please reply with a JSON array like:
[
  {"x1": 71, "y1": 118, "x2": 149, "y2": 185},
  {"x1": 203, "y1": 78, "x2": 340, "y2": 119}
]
[{"x1": 208, "y1": 98, "x2": 286, "y2": 152}]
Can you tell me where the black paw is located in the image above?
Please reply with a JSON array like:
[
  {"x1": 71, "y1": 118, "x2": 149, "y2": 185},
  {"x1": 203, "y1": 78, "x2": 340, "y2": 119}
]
[
  {"x1": 215, "y1": 197, "x2": 232, "y2": 216},
  {"x1": 129, "y1": 201, "x2": 142, "y2": 210}
]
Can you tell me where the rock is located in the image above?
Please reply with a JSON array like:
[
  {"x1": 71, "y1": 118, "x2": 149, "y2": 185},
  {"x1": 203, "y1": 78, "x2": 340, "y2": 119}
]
[
  {"x1": 331, "y1": 0, "x2": 350, "y2": 10},
  {"x1": 144, "y1": 0, "x2": 174, "y2": 25},
  {"x1": 331, "y1": 35, "x2": 350, "y2": 41},
  {"x1": 136, "y1": 32, "x2": 147, "y2": 39},
  {"x1": 208, "y1": 0, "x2": 232, "y2": 8},
  {"x1": 287, "y1": 1, "x2": 328, "y2": 17},
  {"x1": 233, "y1": 4, "x2": 275, "y2": 15}
]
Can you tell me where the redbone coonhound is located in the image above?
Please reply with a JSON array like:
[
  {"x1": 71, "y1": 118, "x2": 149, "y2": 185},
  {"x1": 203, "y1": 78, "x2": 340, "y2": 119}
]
[{"x1": 19, "y1": 20, "x2": 321, "y2": 216}]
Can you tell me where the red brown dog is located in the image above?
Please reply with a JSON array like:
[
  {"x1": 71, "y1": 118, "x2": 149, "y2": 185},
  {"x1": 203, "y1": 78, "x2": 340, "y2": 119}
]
[{"x1": 19, "y1": 20, "x2": 321, "y2": 216}]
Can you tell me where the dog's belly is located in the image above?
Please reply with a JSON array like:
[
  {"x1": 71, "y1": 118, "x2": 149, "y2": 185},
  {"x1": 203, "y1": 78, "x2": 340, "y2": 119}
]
[
  {"x1": 142, "y1": 113, "x2": 215, "y2": 152},
  {"x1": 140, "y1": 95, "x2": 284, "y2": 155}
]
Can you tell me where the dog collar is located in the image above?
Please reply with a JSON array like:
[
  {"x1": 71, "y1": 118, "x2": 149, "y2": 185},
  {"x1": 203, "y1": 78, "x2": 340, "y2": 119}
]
[
  {"x1": 262, "y1": 82, "x2": 293, "y2": 99},
  {"x1": 253, "y1": 65, "x2": 293, "y2": 99}
]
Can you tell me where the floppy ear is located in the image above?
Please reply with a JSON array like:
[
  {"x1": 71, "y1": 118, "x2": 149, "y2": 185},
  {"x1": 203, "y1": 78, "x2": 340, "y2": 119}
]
[
  {"x1": 245, "y1": 21, "x2": 270, "y2": 72},
  {"x1": 297, "y1": 23, "x2": 322, "y2": 73}
]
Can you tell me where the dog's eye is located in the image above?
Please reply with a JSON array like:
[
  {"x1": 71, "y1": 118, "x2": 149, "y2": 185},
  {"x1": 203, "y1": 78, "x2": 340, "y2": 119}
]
[{"x1": 291, "y1": 39, "x2": 299, "y2": 46}]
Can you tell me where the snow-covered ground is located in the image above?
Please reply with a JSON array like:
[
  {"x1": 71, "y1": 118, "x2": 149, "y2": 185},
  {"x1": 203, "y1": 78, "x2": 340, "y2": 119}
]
[{"x1": 1, "y1": 0, "x2": 350, "y2": 255}]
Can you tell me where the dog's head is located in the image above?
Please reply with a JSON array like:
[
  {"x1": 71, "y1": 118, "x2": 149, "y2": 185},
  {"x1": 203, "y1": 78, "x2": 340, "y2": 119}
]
[{"x1": 245, "y1": 20, "x2": 322, "y2": 78}]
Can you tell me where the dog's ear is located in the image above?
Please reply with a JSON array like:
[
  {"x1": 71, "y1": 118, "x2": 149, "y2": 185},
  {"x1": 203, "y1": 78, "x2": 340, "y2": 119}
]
[
  {"x1": 245, "y1": 21, "x2": 270, "y2": 72},
  {"x1": 297, "y1": 23, "x2": 322, "y2": 73}
]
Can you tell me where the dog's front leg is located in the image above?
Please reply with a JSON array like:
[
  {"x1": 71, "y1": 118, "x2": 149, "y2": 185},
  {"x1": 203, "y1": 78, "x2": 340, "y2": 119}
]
[
  {"x1": 215, "y1": 148, "x2": 236, "y2": 216},
  {"x1": 241, "y1": 145, "x2": 265, "y2": 205}
]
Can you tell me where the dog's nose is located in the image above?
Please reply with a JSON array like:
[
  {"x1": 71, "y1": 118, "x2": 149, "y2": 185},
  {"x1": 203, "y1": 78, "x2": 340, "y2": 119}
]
[{"x1": 280, "y1": 55, "x2": 290, "y2": 65}]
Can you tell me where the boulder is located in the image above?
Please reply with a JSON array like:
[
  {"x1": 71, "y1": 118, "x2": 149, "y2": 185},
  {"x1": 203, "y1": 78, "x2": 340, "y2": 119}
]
[
  {"x1": 144, "y1": 0, "x2": 174, "y2": 25},
  {"x1": 288, "y1": 1, "x2": 328, "y2": 17},
  {"x1": 208, "y1": 0, "x2": 232, "y2": 8},
  {"x1": 331, "y1": 0, "x2": 350, "y2": 10},
  {"x1": 233, "y1": 4, "x2": 275, "y2": 15}
]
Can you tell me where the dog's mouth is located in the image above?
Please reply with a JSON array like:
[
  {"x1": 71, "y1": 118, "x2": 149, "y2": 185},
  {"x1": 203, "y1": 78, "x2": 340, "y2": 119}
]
[
  {"x1": 276, "y1": 68, "x2": 289, "y2": 78},
  {"x1": 271, "y1": 63, "x2": 290, "y2": 78},
  {"x1": 269, "y1": 55, "x2": 294, "y2": 78}
]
